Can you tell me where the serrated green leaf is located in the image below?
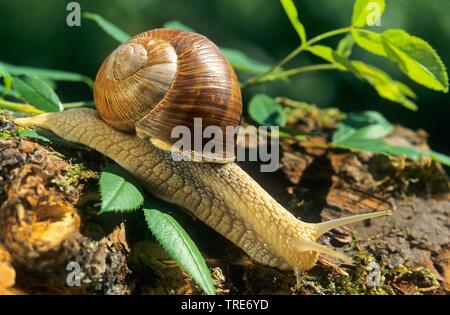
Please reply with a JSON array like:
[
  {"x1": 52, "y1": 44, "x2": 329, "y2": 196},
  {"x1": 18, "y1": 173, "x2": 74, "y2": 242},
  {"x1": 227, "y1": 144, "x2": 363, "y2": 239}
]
[
  {"x1": 248, "y1": 94, "x2": 286, "y2": 127},
  {"x1": 163, "y1": 20, "x2": 195, "y2": 32},
  {"x1": 350, "y1": 61, "x2": 418, "y2": 110},
  {"x1": 13, "y1": 76, "x2": 63, "y2": 112},
  {"x1": 381, "y1": 29, "x2": 449, "y2": 92},
  {"x1": 221, "y1": 48, "x2": 271, "y2": 74},
  {"x1": 310, "y1": 49, "x2": 418, "y2": 110},
  {"x1": 83, "y1": 12, "x2": 130, "y2": 43},
  {"x1": 352, "y1": 30, "x2": 386, "y2": 56},
  {"x1": 280, "y1": 0, "x2": 307, "y2": 44},
  {"x1": 337, "y1": 34, "x2": 355, "y2": 58},
  {"x1": 0, "y1": 61, "x2": 93, "y2": 87},
  {"x1": 99, "y1": 164, "x2": 144, "y2": 213},
  {"x1": 144, "y1": 206, "x2": 215, "y2": 295},
  {"x1": 352, "y1": 0, "x2": 385, "y2": 27}
]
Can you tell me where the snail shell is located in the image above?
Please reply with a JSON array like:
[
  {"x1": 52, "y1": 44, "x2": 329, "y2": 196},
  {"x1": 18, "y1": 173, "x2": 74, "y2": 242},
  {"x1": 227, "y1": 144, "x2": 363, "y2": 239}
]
[{"x1": 93, "y1": 29, "x2": 242, "y2": 162}]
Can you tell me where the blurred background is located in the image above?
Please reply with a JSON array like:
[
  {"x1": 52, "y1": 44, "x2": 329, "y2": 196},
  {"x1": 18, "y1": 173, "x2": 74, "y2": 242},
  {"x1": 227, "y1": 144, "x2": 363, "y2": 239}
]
[{"x1": 0, "y1": 0, "x2": 448, "y2": 154}]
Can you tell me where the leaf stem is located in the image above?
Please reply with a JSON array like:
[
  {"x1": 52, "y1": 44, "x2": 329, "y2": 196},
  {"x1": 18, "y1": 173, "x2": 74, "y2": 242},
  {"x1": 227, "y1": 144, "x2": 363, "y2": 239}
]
[
  {"x1": 0, "y1": 99, "x2": 96, "y2": 114},
  {"x1": 0, "y1": 99, "x2": 44, "y2": 114},
  {"x1": 243, "y1": 26, "x2": 353, "y2": 87},
  {"x1": 251, "y1": 64, "x2": 339, "y2": 84}
]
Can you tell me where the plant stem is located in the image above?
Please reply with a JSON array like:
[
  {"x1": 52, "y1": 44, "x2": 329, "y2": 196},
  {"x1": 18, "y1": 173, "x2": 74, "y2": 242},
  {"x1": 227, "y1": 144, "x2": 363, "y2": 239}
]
[
  {"x1": 0, "y1": 99, "x2": 44, "y2": 114},
  {"x1": 0, "y1": 99, "x2": 96, "y2": 114},
  {"x1": 305, "y1": 27, "x2": 353, "y2": 46},
  {"x1": 243, "y1": 26, "x2": 353, "y2": 87},
  {"x1": 251, "y1": 64, "x2": 339, "y2": 85}
]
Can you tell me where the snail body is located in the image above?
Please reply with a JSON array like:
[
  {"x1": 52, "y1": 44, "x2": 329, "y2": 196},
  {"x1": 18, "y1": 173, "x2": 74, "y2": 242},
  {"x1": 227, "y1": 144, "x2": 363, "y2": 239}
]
[{"x1": 15, "y1": 29, "x2": 391, "y2": 272}]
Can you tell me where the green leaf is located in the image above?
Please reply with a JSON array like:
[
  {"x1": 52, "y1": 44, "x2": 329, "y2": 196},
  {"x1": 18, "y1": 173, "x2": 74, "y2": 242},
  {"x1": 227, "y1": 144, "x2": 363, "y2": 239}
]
[
  {"x1": 163, "y1": 20, "x2": 195, "y2": 32},
  {"x1": 280, "y1": 0, "x2": 307, "y2": 44},
  {"x1": 332, "y1": 111, "x2": 450, "y2": 166},
  {"x1": 352, "y1": 30, "x2": 386, "y2": 56},
  {"x1": 307, "y1": 46, "x2": 346, "y2": 70},
  {"x1": 18, "y1": 129, "x2": 51, "y2": 143},
  {"x1": 83, "y1": 12, "x2": 130, "y2": 43},
  {"x1": 381, "y1": 29, "x2": 449, "y2": 92},
  {"x1": 0, "y1": 63, "x2": 13, "y2": 95},
  {"x1": 0, "y1": 84, "x2": 19, "y2": 98},
  {"x1": 352, "y1": 0, "x2": 385, "y2": 27},
  {"x1": 317, "y1": 51, "x2": 418, "y2": 110},
  {"x1": 337, "y1": 34, "x2": 355, "y2": 58},
  {"x1": 334, "y1": 138, "x2": 450, "y2": 166},
  {"x1": 428, "y1": 151, "x2": 450, "y2": 166},
  {"x1": 331, "y1": 112, "x2": 450, "y2": 166},
  {"x1": 350, "y1": 61, "x2": 418, "y2": 110},
  {"x1": 13, "y1": 76, "x2": 63, "y2": 112},
  {"x1": 248, "y1": 94, "x2": 286, "y2": 127},
  {"x1": 144, "y1": 206, "x2": 215, "y2": 295},
  {"x1": 332, "y1": 111, "x2": 393, "y2": 144},
  {"x1": 99, "y1": 164, "x2": 144, "y2": 213},
  {"x1": 0, "y1": 61, "x2": 93, "y2": 87},
  {"x1": 221, "y1": 48, "x2": 271, "y2": 74}
]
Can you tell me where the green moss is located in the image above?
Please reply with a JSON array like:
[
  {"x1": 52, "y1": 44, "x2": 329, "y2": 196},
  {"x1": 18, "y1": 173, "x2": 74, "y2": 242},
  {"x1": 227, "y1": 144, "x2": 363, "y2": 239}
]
[
  {"x1": 55, "y1": 163, "x2": 99, "y2": 191},
  {"x1": 300, "y1": 245, "x2": 440, "y2": 295}
]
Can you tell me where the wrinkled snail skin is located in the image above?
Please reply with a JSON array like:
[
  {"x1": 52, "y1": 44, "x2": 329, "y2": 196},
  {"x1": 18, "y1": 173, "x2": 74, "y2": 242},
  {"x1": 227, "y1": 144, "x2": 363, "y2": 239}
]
[
  {"x1": 15, "y1": 109, "x2": 319, "y2": 270},
  {"x1": 15, "y1": 29, "x2": 392, "y2": 272},
  {"x1": 15, "y1": 109, "x2": 392, "y2": 271}
]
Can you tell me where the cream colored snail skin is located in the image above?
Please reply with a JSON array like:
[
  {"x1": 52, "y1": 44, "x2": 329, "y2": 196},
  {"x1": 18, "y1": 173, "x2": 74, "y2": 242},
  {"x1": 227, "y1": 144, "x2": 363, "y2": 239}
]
[{"x1": 15, "y1": 29, "x2": 391, "y2": 273}]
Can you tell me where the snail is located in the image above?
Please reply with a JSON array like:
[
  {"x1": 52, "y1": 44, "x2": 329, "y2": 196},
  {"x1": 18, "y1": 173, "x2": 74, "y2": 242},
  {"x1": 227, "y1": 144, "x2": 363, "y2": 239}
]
[{"x1": 15, "y1": 29, "x2": 391, "y2": 273}]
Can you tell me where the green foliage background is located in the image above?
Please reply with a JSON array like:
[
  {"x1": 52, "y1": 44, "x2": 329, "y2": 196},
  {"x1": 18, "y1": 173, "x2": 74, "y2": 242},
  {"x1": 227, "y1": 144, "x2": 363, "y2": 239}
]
[{"x1": 0, "y1": 0, "x2": 448, "y2": 153}]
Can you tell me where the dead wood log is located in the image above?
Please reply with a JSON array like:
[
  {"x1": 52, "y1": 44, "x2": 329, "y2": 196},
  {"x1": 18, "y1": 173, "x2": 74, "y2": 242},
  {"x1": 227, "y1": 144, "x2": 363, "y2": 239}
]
[{"x1": 0, "y1": 138, "x2": 130, "y2": 294}]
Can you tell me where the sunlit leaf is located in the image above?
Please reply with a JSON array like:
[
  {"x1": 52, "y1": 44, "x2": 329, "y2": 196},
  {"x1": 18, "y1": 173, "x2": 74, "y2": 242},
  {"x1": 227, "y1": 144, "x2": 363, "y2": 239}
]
[
  {"x1": 350, "y1": 61, "x2": 418, "y2": 110},
  {"x1": 307, "y1": 45, "x2": 346, "y2": 70},
  {"x1": 352, "y1": 30, "x2": 386, "y2": 56},
  {"x1": 248, "y1": 94, "x2": 286, "y2": 127},
  {"x1": 382, "y1": 29, "x2": 449, "y2": 92},
  {"x1": 144, "y1": 205, "x2": 215, "y2": 295},
  {"x1": 280, "y1": 0, "x2": 307, "y2": 43},
  {"x1": 99, "y1": 164, "x2": 144, "y2": 213},
  {"x1": 0, "y1": 61, "x2": 93, "y2": 87},
  {"x1": 352, "y1": 0, "x2": 385, "y2": 27},
  {"x1": 83, "y1": 12, "x2": 130, "y2": 43},
  {"x1": 13, "y1": 76, "x2": 63, "y2": 112}
]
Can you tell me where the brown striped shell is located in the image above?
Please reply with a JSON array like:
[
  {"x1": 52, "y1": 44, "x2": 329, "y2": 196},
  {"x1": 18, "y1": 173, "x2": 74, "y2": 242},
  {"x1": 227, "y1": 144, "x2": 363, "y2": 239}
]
[{"x1": 93, "y1": 29, "x2": 242, "y2": 163}]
